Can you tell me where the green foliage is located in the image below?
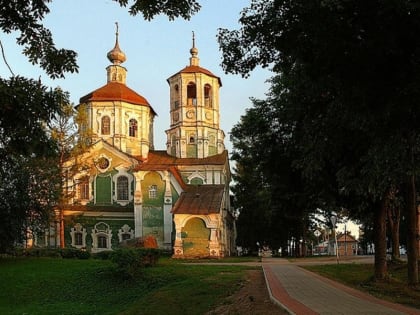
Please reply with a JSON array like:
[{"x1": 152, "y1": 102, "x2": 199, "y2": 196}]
[
  {"x1": 110, "y1": 248, "x2": 160, "y2": 278},
  {"x1": 22, "y1": 248, "x2": 62, "y2": 258},
  {"x1": 114, "y1": 0, "x2": 201, "y2": 21},
  {"x1": 1, "y1": 1, "x2": 201, "y2": 79},
  {"x1": 59, "y1": 248, "x2": 80, "y2": 259},
  {"x1": 0, "y1": 1, "x2": 78, "y2": 78},
  {"x1": 0, "y1": 78, "x2": 70, "y2": 252},
  {"x1": 220, "y1": 0, "x2": 420, "y2": 280},
  {"x1": 60, "y1": 248, "x2": 91, "y2": 259},
  {"x1": 92, "y1": 250, "x2": 114, "y2": 260}
]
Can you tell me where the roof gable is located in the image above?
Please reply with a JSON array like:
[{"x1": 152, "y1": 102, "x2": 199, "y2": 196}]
[
  {"x1": 171, "y1": 185, "x2": 225, "y2": 215},
  {"x1": 337, "y1": 233, "x2": 357, "y2": 242},
  {"x1": 134, "y1": 150, "x2": 229, "y2": 171},
  {"x1": 66, "y1": 139, "x2": 138, "y2": 170}
]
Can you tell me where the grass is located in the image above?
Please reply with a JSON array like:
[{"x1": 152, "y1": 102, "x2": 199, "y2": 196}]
[
  {"x1": 303, "y1": 261, "x2": 420, "y2": 309},
  {"x1": 0, "y1": 256, "x2": 254, "y2": 315}
]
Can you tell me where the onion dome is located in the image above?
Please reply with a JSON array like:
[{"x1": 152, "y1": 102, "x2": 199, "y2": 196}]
[{"x1": 107, "y1": 22, "x2": 126, "y2": 65}]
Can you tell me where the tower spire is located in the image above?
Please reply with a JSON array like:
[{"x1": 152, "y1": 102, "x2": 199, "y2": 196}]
[
  {"x1": 115, "y1": 22, "x2": 120, "y2": 47},
  {"x1": 106, "y1": 22, "x2": 127, "y2": 84},
  {"x1": 189, "y1": 31, "x2": 199, "y2": 66},
  {"x1": 107, "y1": 22, "x2": 126, "y2": 65}
]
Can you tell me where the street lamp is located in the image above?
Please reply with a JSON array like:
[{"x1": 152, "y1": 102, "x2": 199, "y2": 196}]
[
  {"x1": 314, "y1": 230, "x2": 321, "y2": 255},
  {"x1": 330, "y1": 215, "x2": 339, "y2": 264}
]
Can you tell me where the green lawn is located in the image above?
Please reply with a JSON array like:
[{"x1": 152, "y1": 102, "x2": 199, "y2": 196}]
[
  {"x1": 0, "y1": 256, "x2": 253, "y2": 315},
  {"x1": 304, "y1": 262, "x2": 420, "y2": 309}
]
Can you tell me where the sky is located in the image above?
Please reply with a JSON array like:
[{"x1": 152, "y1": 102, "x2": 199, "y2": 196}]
[{"x1": 0, "y1": 0, "x2": 272, "y2": 153}]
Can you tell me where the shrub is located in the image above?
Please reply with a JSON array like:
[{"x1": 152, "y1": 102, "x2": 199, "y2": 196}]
[
  {"x1": 60, "y1": 248, "x2": 90, "y2": 259},
  {"x1": 92, "y1": 250, "x2": 113, "y2": 260},
  {"x1": 24, "y1": 248, "x2": 61, "y2": 258},
  {"x1": 110, "y1": 248, "x2": 160, "y2": 278},
  {"x1": 76, "y1": 250, "x2": 90, "y2": 259},
  {"x1": 60, "y1": 248, "x2": 79, "y2": 259}
]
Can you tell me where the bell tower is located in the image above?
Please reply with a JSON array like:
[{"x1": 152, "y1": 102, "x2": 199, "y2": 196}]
[{"x1": 166, "y1": 33, "x2": 225, "y2": 158}]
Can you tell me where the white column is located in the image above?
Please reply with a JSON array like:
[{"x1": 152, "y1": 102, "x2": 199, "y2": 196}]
[
  {"x1": 133, "y1": 172, "x2": 143, "y2": 238},
  {"x1": 163, "y1": 171, "x2": 173, "y2": 248}
]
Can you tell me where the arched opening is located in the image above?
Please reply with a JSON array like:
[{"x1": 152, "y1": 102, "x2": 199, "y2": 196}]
[
  {"x1": 182, "y1": 218, "x2": 210, "y2": 257},
  {"x1": 129, "y1": 119, "x2": 138, "y2": 137},
  {"x1": 204, "y1": 84, "x2": 212, "y2": 107},
  {"x1": 187, "y1": 133, "x2": 197, "y2": 158},
  {"x1": 91, "y1": 222, "x2": 112, "y2": 252},
  {"x1": 174, "y1": 84, "x2": 180, "y2": 109},
  {"x1": 187, "y1": 82, "x2": 197, "y2": 106}
]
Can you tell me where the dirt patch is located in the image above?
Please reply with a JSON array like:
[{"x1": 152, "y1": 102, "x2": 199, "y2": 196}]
[{"x1": 206, "y1": 269, "x2": 288, "y2": 315}]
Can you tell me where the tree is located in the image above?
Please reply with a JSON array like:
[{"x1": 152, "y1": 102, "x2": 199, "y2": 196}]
[
  {"x1": 219, "y1": 0, "x2": 420, "y2": 283},
  {"x1": 0, "y1": 0, "x2": 202, "y2": 251},
  {"x1": 0, "y1": 77, "x2": 67, "y2": 251}
]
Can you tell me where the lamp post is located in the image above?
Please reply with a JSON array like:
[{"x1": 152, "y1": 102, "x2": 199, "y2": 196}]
[
  {"x1": 314, "y1": 230, "x2": 321, "y2": 255},
  {"x1": 330, "y1": 215, "x2": 339, "y2": 264}
]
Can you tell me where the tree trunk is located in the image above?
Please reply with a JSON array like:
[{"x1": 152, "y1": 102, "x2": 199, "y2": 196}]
[
  {"x1": 387, "y1": 205, "x2": 400, "y2": 261},
  {"x1": 373, "y1": 198, "x2": 388, "y2": 280},
  {"x1": 406, "y1": 173, "x2": 418, "y2": 285}
]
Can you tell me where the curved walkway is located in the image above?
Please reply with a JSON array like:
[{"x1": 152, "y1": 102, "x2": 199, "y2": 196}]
[{"x1": 262, "y1": 257, "x2": 420, "y2": 315}]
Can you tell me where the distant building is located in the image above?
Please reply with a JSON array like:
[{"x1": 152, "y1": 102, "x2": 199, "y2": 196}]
[
  {"x1": 330, "y1": 232, "x2": 358, "y2": 256},
  {"x1": 51, "y1": 29, "x2": 236, "y2": 258}
]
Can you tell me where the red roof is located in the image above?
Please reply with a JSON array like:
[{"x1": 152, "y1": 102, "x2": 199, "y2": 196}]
[
  {"x1": 134, "y1": 150, "x2": 228, "y2": 171},
  {"x1": 79, "y1": 82, "x2": 156, "y2": 115},
  {"x1": 171, "y1": 185, "x2": 225, "y2": 215},
  {"x1": 168, "y1": 65, "x2": 222, "y2": 86}
]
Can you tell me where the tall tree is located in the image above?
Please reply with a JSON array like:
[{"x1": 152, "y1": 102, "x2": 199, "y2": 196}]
[{"x1": 219, "y1": 0, "x2": 420, "y2": 283}]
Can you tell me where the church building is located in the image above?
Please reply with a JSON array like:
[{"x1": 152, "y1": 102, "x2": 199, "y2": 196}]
[{"x1": 59, "y1": 29, "x2": 236, "y2": 258}]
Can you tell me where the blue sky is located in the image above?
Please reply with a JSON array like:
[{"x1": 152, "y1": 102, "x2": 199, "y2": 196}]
[{"x1": 0, "y1": 0, "x2": 272, "y2": 152}]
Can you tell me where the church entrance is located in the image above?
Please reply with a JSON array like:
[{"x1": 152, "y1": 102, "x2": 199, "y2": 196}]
[{"x1": 182, "y1": 218, "x2": 210, "y2": 257}]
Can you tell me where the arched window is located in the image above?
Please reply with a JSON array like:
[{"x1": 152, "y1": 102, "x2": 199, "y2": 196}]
[
  {"x1": 204, "y1": 84, "x2": 212, "y2": 107},
  {"x1": 174, "y1": 84, "x2": 180, "y2": 109},
  {"x1": 101, "y1": 116, "x2": 110, "y2": 135},
  {"x1": 117, "y1": 176, "x2": 129, "y2": 200},
  {"x1": 70, "y1": 223, "x2": 87, "y2": 249},
  {"x1": 189, "y1": 134, "x2": 196, "y2": 144},
  {"x1": 187, "y1": 82, "x2": 197, "y2": 106},
  {"x1": 149, "y1": 185, "x2": 157, "y2": 199},
  {"x1": 129, "y1": 119, "x2": 138, "y2": 137},
  {"x1": 91, "y1": 222, "x2": 112, "y2": 252}
]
